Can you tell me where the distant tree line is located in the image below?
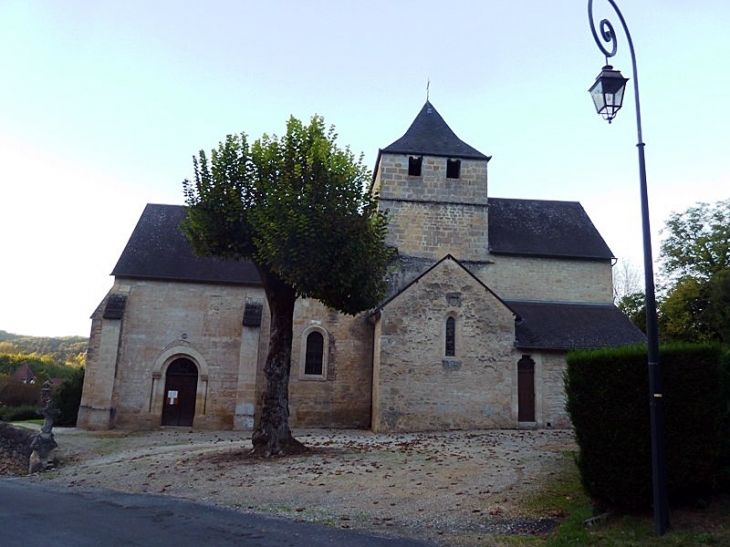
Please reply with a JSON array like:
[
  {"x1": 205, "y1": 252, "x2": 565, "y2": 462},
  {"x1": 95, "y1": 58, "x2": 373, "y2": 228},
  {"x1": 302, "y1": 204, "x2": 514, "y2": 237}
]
[{"x1": 0, "y1": 330, "x2": 87, "y2": 367}]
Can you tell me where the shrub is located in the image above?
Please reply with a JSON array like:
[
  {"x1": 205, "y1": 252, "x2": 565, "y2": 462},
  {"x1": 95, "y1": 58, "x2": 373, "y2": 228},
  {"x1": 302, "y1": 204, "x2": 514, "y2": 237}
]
[
  {"x1": 0, "y1": 404, "x2": 41, "y2": 422},
  {"x1": 565, "y1": 343, "x2": 726, "y2": 510},
  {"x1": 52, "y1": 367, "x2": 84, "y2": 427},
  {"x1": 0, "y1": 380, "x2": 42, "y2": 407},
  {"x1": 719, "y1": 349, "x2": 730, "y2": 491}
]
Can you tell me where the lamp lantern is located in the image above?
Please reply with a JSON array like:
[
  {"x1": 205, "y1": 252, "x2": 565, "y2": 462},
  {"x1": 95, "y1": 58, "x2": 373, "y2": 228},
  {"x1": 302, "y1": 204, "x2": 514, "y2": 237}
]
[{"x1": 589, "y1": 65, "x2": 629, "y2": 123}]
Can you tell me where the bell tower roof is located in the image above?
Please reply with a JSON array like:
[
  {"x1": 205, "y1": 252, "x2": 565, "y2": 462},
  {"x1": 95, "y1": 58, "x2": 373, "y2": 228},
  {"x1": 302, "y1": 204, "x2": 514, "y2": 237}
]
[{"x1": 381, "y1": 101, "x2": 490, "y2": 160}]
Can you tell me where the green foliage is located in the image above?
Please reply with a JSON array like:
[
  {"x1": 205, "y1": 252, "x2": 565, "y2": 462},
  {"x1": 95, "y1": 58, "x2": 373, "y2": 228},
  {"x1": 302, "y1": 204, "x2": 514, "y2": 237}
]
[
  {"x1": 182, "y1": 116, "x2": 394, "y2": 453},
  {"x1": 0, "y1": 404, "x2": 41, "y2": 422},
  {"x1": 0, "y1": 340, "x2": 84, "y2": 419},
  {"x1": 0, "y1": 330, "x2": 87, "y2": 366},
  {"x1": 182, "y1": 115, "x2": 393, "y2": 315},
  {"x1": 654, "y1": 200, "x2": 730, "y2": 344},
  {"x1": 0, "y1": 353, "x2": 78, "y2": 380},
  {"x1": 658, "y1": 271, "x2": 730, "y2": 344},
  {"x1": 659, "y1": 277, "x2": 714, "y2": 343},
  {"x1": 707, "y1": 270, "x2": 730, "y2": 344},
  {"x1": 52, "y1": 367, "x2": 85, "y2": 426},
  {"x1": 618, "y1": 291, "x2": 647, "y2": 333},
  {"x1": 0, "y1": 380, "x2": 41, "y2": 407},
  {"x1": 565, "y1": 344, "x2": 727, "y2": 511},
  {"x1": 660, "y1": 199, "x2": 730, "y2": 283}
]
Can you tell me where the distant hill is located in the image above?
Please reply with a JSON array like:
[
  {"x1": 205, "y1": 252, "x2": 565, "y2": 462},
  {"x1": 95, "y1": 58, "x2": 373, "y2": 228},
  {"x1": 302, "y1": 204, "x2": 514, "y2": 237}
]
[{"x1": 0, "y1": 330, "x2": 88, "y2": 365}]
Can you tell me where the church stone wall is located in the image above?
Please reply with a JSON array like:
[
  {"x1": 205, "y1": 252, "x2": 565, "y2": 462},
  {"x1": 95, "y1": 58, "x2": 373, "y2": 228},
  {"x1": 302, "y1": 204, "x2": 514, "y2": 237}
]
[
  {"x1": 288, "y1": 299, "x2": 373, "y2": 429},
  {"x1": 474, "y1": 255, "x2": 614, "y2": 304},
  {"x1": 375, "y1": 155, "x2": 488, "y2": 204},
  {"x1": 100, "y1": 279, "x2": 264, "y2": 430},
  {"x1": 80, "y1": 279, "x2": 377, "y2": 431},
  {"x1": 78, "y1": 294, "x2": 127, "y2": 430},
  {"x1": 375, "y1": 154, "x2": 490, "y2": 262},
  {"x1": 380, "y1": 201, "x2": 489, "y2": 262},
  {"x1": 540, "y1": 351, "x2": 572, "y2": 428},
  {"x1": 372, "y1": 259, "x2": 519, "y2": 432}
]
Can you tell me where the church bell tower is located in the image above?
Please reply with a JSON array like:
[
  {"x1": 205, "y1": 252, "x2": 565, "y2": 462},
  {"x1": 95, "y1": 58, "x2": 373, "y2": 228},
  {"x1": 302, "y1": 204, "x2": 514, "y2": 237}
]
[{"x1": 372, "y1": 101, "x2": 491, "y2": 262}]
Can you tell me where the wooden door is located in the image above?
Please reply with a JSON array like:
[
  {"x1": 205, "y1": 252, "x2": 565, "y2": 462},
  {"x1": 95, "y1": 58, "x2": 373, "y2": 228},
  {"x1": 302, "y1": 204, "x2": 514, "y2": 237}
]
[
  {"x1": 161, "y1": 358, "x2": 198, "y2": 427},
  {"x1": 518, "y1": 356, "x2": 536, "y2": 422}
]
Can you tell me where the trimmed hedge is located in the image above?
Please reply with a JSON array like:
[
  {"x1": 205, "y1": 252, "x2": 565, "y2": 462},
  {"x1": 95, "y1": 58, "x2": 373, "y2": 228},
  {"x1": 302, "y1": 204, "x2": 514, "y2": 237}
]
[
  {"x1": 565, "y1": 343, "x2": 727, "y2": 510},
  {"x1": 720, "y1": 350, "x2": 730, "y2": 491}
]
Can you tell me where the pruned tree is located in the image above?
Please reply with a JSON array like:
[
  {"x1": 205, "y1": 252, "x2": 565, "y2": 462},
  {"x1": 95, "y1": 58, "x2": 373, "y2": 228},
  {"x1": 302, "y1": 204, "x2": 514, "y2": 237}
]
[
  {"x1": 660, "y1": 199, "x2": 730, "y2": 283},
  {"x1": 182, "y1": 116, "x2": 392, "y2": 456}
]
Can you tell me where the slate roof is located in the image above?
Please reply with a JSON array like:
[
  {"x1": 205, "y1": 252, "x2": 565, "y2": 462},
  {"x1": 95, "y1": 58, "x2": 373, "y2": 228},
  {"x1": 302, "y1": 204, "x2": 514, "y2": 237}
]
[
  {"x1": 506, "y1": 300, "x2": 646, "y2": 350},
  {"x1": 381, "y1": 101, "x2": 490, "y2": 160},
  {"x1": 112, "y1": 204, "x2": 262, "y2": 285},
  {"x1": 488, "y1": 198, "x2": 614, "y2": 260},
  {"x1": 372, "y1": 255, "x2": 643, "y2": 351}
]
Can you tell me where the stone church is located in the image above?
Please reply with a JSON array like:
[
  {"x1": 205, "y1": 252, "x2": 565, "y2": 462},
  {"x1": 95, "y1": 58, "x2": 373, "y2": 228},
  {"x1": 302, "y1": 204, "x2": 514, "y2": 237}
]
[{"x1": 78, "y1": 101, "x2": 644, "y2": 433}]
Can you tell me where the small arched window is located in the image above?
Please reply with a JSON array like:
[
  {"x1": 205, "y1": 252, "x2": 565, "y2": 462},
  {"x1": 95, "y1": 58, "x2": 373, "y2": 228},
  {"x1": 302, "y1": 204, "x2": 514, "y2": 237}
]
[
  {"x1": 304, "y1": 331, "x2": 324, "y2": 376},
  {"x1": 445, "y1": 316, "x2": 456, "y2": 357}
]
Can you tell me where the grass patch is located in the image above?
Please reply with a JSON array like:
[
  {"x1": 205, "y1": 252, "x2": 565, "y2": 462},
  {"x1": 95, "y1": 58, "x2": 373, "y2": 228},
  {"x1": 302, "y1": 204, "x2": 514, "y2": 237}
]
[
  {"x1": 505, "y1": 453, "x2": 730, "y2": 546},
  {"x1": 10, "y1": 418, "x2": 44, "y2": 426}
]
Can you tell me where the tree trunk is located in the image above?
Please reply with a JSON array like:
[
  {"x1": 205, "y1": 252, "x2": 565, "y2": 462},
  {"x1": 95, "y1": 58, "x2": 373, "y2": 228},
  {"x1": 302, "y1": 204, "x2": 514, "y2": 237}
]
[{"x1": 250, "y1": 268, "x2": 306, "y2": 457}]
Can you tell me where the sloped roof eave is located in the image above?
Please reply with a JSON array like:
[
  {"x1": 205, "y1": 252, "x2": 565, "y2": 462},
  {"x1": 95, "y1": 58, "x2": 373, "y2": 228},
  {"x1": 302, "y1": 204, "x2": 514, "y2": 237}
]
[
  {"x1": 488, "y1": 249, "x2": 616, "y2": 261},
  {"x1": 507, "y1": 300, "x2": 646, "y2": 350},
  {"x1": 382, "y1": 148, "x2": 492, "y2": 162},
  {"x1": 112, "y1": 273, "x2": 262, "y2": 287}
]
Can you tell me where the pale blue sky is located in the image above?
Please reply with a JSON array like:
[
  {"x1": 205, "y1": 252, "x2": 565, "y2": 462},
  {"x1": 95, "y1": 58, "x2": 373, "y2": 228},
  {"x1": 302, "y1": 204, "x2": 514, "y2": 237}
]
[{"x1": 1, "y1": 0, "x2": 728, "y2": 337}]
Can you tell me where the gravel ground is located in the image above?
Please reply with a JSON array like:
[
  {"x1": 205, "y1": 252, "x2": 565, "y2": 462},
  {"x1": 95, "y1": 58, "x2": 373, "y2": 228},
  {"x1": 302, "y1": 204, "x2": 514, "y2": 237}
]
[{"x1": 20, "y1": 426, "x2": 577, "y2": 546}]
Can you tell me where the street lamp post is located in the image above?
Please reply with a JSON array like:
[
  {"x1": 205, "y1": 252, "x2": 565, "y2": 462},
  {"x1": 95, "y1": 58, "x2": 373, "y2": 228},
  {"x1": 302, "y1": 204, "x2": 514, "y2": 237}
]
[{"x1": 587, "y1": 0, "x2": 669, "y2": 535}]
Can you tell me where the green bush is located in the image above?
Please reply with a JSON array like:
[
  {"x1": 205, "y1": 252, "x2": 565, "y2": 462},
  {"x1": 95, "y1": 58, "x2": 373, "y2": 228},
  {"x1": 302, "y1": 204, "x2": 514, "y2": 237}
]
[
  {"x1": 0, "y1": 380, "x2": 41, "y2": 407},
  {"x1": 719, "y1": 349, "x2": 730, "y2": 491},
  {"x1": 0, "y1": 404, "x2": 41, "y2": 422},
  {"x1": 52, "y1": 367, "x2": 84, "y2": 427},
  {"x1": 565, "y1": 343, "x2": 727, "y2": 510}
]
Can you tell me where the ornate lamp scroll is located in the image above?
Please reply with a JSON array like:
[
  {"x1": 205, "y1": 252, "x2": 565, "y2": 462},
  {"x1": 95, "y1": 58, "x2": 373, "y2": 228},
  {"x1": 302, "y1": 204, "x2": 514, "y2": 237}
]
[{"x1": 588, "y1": 0, "x2": 618, "y2": 60}]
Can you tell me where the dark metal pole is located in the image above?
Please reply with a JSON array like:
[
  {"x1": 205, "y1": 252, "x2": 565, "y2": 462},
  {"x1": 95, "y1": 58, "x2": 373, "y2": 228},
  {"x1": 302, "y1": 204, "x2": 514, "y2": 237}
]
[{"x1": 588, "y1": 0, "x2": 669, "y2": 534}]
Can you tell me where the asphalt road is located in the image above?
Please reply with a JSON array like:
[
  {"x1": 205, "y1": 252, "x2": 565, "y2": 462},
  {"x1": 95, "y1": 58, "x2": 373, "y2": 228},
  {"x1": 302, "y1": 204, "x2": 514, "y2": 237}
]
[{"x1": 0, "y1": 479, "x2": 436, "y2": 547}]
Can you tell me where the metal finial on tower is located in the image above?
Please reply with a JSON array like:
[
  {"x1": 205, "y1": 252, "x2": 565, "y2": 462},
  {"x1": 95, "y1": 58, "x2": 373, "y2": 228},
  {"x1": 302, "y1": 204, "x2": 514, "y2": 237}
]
[{"x1": 426, "y1": 78, "x2": 430, "y2": 101}]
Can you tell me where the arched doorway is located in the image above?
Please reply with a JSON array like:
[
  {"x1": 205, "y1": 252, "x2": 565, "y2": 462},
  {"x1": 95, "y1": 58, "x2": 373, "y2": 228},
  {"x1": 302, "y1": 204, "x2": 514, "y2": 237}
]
[{"x1": 161, "y1": 358, "x2": 198, "y2": 427}]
